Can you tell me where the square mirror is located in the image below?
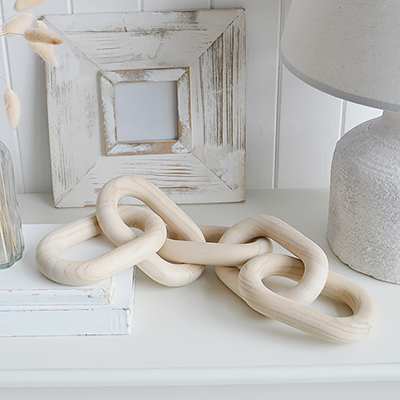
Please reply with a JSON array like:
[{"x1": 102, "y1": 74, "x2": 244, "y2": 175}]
[{"x1": 115, "y1": 81, "x2": 179, "y2": 143}]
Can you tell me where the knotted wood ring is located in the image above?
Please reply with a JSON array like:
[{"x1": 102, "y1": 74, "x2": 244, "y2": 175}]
[{"x1": 36, "y1": 176, "x2": 376, "y2": 342}]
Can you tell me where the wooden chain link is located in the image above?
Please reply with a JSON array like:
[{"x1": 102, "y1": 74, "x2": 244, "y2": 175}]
[{"x1": 36, "y1": 176, "x2": 376, "y2": 343}]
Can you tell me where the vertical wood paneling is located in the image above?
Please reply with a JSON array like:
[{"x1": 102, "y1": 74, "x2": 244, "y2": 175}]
[
  {"x1": 1, "y1": 0, "x2": 382, "y2": 194},
  {"x1": 278, "y1": 66, "x2": 343, "y2": 188},
  {"x1": 3, "y1": 0, "x2": 70, "y2": 193},
  {"x1": 277, "y1": 0, "x2": 343, "y2": 188},
  {"x1": 72, "y1": 1, "x2": 139, "y2": 13},
  {"x1": 0, "y1": 1, "x2": 24, "y2": 193},
  {"x1": 277, "y1": 0, "x2": 385, "y2": 188},
  {"x1": 143, "y1": 0, "x2": 210, "y2": 11},
  {"x1": 213, "y1": 0, "x2": 281, "y2": 190}
]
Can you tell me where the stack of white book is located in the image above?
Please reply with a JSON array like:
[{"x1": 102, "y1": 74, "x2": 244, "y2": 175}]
[{"x1": 0, "y1": 225, "x2": 135, "y2": 337}]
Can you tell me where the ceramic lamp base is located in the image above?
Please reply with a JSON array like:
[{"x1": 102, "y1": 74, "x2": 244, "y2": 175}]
[{"x1": 327, "y1": 111, "x2": 400, "y2": 283}]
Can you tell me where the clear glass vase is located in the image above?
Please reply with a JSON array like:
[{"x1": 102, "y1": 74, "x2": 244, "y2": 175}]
[{"x1": 0, "y1": 141, "x2": 24, "y2": 269}]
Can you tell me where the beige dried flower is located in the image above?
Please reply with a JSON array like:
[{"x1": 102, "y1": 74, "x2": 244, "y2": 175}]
[
  {"x1": 24, "y1": 27, "x2": 63, "y2": 45},
  {"x1": 3, "y1": 89, "x2": 20, "y2": 130},
  {"x1": 35, "y1": 20, "x2": 47, "y2": 30},
  {"x1": 2, "y1": 13, "x2": 34, "y2": 37},
  {"x1": 14, "y1": 0, "x2": 46, "y2": 12},
  {"x1": 29, "y1": 20, "x2": 58, "y2": 66},
  {"x1": 29, "y1": 42, "x2": 57, "y2": 66}
]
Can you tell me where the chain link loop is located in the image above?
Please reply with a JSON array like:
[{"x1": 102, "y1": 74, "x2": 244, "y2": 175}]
[{"x1": 36, "y1": 176, "x2": 376, "y2": 342}]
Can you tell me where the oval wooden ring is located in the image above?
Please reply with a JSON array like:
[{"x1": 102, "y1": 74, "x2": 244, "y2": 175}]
[
  {"x1": 237, "y1": 254, "x2": 377, "y2": 343},
  {"x1": 160, "y1": 225, "x2": 273, "y2": 266},
  {"x1": 36, "y1": 206, "x2": 166, "y2": 286},
  {"x1": 96, "y1": 176, "x2": 206, "y2": 287},
  {"x1": 215, "y1": 215, "x2": 329, "y2": 305}
]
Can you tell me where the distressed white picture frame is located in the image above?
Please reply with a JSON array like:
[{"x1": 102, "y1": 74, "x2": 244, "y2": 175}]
[{"x1": 44, "y1": 10, "x2": 246, "y2": 207}]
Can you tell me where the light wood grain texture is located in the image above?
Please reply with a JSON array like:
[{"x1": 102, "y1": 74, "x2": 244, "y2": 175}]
[
  {"x1": 215, "y1": 214, "x2": 329, "y2": 305},
  {"x1": 214, "y1": 0, "x2": 280, "y2": 190},
  {"x1": 161, "y1": 224, "x2": 273, "y2": 266},
  {"x1": 36, "y1": 205, "x2": 166, "y2": 285},
  {"x1": 1, "y1": 224, "x2": 116, "y2": 306},
  {"x1": 237, "y1": 254, "x2": 377, "y2": 343},
  {"x1": 96, "y1": 175, "x2": 206, "y2": 286},
  {"x1": 44, "y1": 9, "x2": 246, "y2": 206},
  {"x1": 11, "y1": 190, "x2": 395, "y2": 388},
  {"x1": 38, "y1": 175, "x2": 272, "y2": 287},
  {"x1": 97, "y1": 176, "x2": 205, "y2": 243},
  {"x1": 37, "y1": 177, "x2": 376, "y2": 341},
  {"x1": 0, "y1": 228, "x2": 135, "y2": 336}
]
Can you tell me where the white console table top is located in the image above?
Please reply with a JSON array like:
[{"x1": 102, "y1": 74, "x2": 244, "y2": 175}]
[{"x1": 4, "y1": 190, "x2": 400, "y2": 392}]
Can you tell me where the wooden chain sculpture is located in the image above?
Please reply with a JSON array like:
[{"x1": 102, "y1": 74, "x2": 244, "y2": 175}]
[{"x1": 36, "y1": 176, "x2": 376, "y2": 343}]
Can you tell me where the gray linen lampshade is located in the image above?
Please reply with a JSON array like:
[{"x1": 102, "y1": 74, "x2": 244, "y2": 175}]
[
  {"x1": 280, "y1": 0, "x2": 400, "y2": 111},
  {"x1": 280, "y1": 0, "x2": 400, "y2": 283}
]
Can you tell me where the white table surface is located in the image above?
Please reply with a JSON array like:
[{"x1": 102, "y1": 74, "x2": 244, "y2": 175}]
[{"x1": 4, "y1": 190, "x2": 400, "y2": 399}]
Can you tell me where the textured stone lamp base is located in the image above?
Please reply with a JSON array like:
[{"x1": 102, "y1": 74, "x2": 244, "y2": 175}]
[{"x1": 327, "y1": 111, "x2": 400, "y2": 283}]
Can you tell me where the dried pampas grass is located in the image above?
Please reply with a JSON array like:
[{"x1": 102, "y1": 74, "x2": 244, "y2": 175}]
[
  {"x1": 24, "y1": 27, "x2": 63, "y2": 45},
  {"x1": 14, "y1": 0, "x2": 46, "y2": 12},
  {"x1": 2, "y1": 13, "x2": 34, "y2": 37},
  {"x1": 3, "y1": 89, "x2": 20, "y2": 130}
]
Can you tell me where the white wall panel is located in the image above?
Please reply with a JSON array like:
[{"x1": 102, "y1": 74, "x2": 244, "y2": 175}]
[
  {"x1": 0, "y1": 2, "x2": 24, "y2": 193},
  {"x1": 3, "y1": 0, "x2": 70, "y2": 193},
  {"x1": 214, "y1": 0, "x2": 280, "y2": 190},
  {"x1": 0, "y1": 0, "x2": 385, "y2": 194},
  {"x1": 277, "y1": 66, "x2": 342, "y2": 188},
  {"x1": 143, "y1": 0, "x2": 210, "y2": 11},
  {"x1": 277, "y1": 0, "x2": 386, "y2": 188},
  {"x1": 277, "y1": 0, "x2": 344, "y2": 188},
  {"x1": 72, "y1": 0, "x2": 139, "y2": 13}
]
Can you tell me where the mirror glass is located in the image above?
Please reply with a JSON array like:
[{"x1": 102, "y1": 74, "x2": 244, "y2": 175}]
[{"x1": 115, "y1": 81, "x2": 179, "y2": 143}]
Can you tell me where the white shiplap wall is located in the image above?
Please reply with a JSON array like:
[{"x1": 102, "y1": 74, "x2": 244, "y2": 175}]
[{"x1": 0, "y1": 0, "x2": 383, "y2": 194}]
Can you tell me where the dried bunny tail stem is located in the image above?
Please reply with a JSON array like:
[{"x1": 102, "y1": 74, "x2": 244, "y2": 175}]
[
  {"x1": 29, "y1": 41, "x2": 58, "y2": 66},
  {"x1": 0, "y1": 76, "x2": 10, "y2": 89},
  {"x1": 14, "y1": 0, "x2": 46, "y2": 12},
  {"x1": 2, "y1": 13, "x2": 34, "y2": 37},
  {"x1": 24, "y1": 27, "x2": 63, "y2": 45},
  {"x1": 0, "y1": 11, "x2": 37, "y2": 28},
  {"x1": 0, "y1": 8, "x2": 14, "y2": 23},
  {"x1": 3, "y1": 89, "x2": 20, "y2": 130}
]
